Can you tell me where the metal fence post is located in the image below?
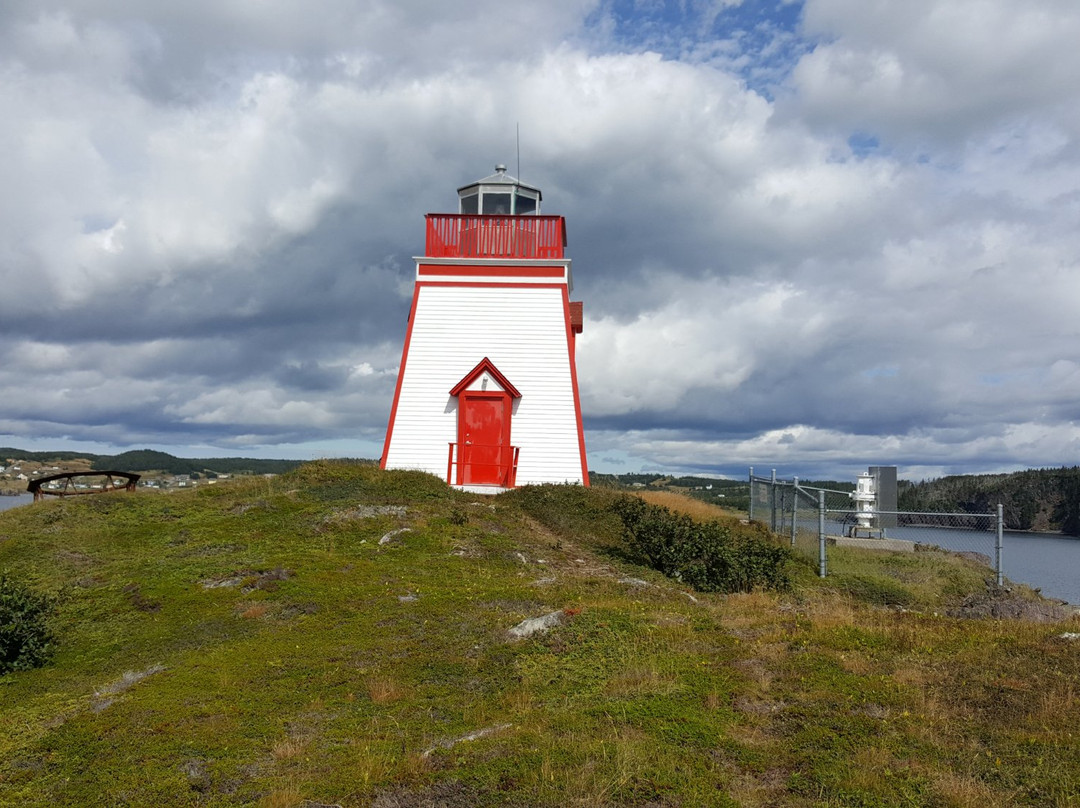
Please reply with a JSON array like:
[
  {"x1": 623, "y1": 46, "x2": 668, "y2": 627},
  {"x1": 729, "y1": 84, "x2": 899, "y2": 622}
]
[
  {"x1": 770, "y1": 468, "x2": 777, "y2": 533},
  {"x1": 748, "y1": 467, "x2": 754, "y2": 521},
  {"x1": 818, "y1": 489, "x2": 827, "y2": 578},
  {"x1": 791, "y1": 477, "x2": 799, "y2": 547},
  {"x1": 996, "y1": 503, "x2": 1004, "y2": 587}
]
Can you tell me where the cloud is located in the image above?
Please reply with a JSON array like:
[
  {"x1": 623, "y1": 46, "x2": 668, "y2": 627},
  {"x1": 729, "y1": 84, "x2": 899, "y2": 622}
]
[
  {"x1": 0, "y1": 0, "x2": 1077, "y2": 482},
  {"x1": 792, "y1": 0, "x2": 1080, "y2": 148}
]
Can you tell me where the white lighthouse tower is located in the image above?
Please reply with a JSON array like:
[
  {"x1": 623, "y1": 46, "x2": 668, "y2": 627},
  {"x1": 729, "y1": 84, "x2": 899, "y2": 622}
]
[{"x1": 381, "y1": 166, "x2": 589, "y2": 491}]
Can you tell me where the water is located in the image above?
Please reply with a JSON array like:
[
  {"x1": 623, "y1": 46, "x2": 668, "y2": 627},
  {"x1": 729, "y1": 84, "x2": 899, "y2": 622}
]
[{"x1": 0, "y1": 493, "x2": 33, "y2": 512}]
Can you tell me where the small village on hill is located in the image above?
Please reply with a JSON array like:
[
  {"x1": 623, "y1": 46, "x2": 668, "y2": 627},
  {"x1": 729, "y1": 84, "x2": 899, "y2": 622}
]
[{"x1": 0, "y1": 450, "x2": 303, "y2": 497}]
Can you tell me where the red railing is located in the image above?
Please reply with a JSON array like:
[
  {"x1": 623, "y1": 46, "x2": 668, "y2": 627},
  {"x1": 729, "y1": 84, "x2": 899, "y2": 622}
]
[
  {"x1": 447, "y1": 442, "x2": 520, "y2": 488},
  {"x1": 426, "y1": 214, "x2": 566, "y2": 259}
]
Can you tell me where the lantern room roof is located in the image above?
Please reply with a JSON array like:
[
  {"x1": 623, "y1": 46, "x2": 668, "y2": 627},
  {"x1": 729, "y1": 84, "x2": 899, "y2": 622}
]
[{"x1": 457, "y1": 164, "x2": 541, "y2": 198}]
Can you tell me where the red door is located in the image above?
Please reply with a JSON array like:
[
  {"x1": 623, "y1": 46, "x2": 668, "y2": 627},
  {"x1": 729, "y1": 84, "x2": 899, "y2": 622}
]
[{"x1": 459, "y1": 393, "x2": 508, "y2": 485}]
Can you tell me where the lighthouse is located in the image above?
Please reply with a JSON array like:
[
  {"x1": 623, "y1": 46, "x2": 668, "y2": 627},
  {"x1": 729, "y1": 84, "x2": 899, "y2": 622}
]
[{"x1": 381, "y1": 165, "x2": 589, "y2": 491}]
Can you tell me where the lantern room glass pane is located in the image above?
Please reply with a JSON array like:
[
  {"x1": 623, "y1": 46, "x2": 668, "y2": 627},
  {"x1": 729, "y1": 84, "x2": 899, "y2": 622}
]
[
  {"x1": 515, "y1": 195, "x2": 536, "y2": 215},
  {"x1": 460, "y1": 193, "x2": 478, "y2": 215},
  {"x1": 483, "y1": 193, "x2": 512, "y2": 215}
]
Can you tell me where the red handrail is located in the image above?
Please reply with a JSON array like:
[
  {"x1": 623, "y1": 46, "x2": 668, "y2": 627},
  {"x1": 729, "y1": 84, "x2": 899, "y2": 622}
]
[
  {"x1": 447, "y1": 442, "x2": 520, "y2": 488},
  {"x1": 426, "y1": 215, "x2": 566, "y2": 259}
]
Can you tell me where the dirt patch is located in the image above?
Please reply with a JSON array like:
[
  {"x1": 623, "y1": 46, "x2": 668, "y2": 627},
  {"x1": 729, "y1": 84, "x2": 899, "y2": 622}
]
[
  {"x1": 733, "y1": 695, "x2": 786, "y2": 716},
  {"x1": 371, "y1": 781, "x2": 483, "y2": 808},
  {"x1": 200, "y1": 567, "x2": 291, "y2": 592},
  {"x1": 946, "y1": 583, "x2": 1073, "y2": 622},
  {"x1": 123, "y1": 582, "x2": 160, "y2": 613},
  {"x1": 318, "y1": 505, "x2": 407, "y2": 531},
  {"x1": 228, "y1": 500, "x2": 269, "y2": 515}
]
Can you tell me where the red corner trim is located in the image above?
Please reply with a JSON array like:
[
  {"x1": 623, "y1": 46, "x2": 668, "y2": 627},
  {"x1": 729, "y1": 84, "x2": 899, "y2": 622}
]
[
  {"x1": 380, "y1": 285, "x2": 421, "y2": 468},
  {"x1": 449, "y1": 357, "x2": 522, "y2": 399},
  {"x1": 562, "y1": 289, "x2": 590, "y2": 486}
]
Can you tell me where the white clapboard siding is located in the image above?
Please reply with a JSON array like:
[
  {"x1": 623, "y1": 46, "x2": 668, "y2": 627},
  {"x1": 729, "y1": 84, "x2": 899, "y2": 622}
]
[{"x1": 384, "y1": 282, "x2": 585, "y2": 485}]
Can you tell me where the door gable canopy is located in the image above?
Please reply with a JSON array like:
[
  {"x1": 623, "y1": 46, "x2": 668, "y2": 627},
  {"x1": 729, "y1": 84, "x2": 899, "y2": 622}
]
[{"x1": 449, "y1": 357, "x2": 521, "y2": 399}]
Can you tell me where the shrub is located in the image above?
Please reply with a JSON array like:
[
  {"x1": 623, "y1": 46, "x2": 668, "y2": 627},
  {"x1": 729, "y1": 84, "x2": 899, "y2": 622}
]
[
  {"x1": 0, "y1": 572, "x2": 55, "y2": 673},
  {"x1": 612, "y1": 496, "x2": 790, "y2": 593}
]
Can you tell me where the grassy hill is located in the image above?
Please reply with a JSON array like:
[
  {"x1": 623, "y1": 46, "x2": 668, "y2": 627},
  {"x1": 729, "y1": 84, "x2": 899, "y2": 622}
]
[{"x1": 1, "y1": 462, "x2": 1078, "y2": 807}]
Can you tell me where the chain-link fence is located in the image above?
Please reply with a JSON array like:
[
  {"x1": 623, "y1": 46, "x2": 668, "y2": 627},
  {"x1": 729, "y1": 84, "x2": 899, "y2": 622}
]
[{"x1": 749, "y1": 468, "x2": 1003, "y2": 584}]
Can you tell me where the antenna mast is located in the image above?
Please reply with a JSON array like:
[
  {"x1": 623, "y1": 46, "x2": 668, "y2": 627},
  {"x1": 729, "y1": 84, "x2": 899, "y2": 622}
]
[{"x1": 516, "y1": 122, "x2": 521, "y2": 180}]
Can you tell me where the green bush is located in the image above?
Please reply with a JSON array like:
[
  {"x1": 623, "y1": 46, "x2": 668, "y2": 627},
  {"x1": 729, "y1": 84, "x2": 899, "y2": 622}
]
[
  {"x1": 612, "y1": 496, "x2": 790, "y2": 593},
  {"x1": 0, "y1": 573, "x2": 55, "y2": 674}
]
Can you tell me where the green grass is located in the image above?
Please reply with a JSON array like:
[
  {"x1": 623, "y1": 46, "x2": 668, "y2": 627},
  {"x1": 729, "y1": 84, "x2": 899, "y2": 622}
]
[{"x1": 0, "y1": 463, "x2": 1078, "y2": 807}]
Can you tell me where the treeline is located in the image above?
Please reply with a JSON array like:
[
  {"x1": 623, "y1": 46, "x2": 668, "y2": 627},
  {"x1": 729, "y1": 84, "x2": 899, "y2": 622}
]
[
  {"x1": 898, "y1": 467, "x2": 1080, "y2": 536},
  {"x1": 0, "y1": 448, "x2": 304, "y2": 477}
]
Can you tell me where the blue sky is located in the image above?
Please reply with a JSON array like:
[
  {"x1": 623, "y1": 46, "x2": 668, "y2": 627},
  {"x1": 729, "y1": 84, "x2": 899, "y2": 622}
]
[{"x1": 1, "y1": 0, "x2": 1079, "y2": 481}]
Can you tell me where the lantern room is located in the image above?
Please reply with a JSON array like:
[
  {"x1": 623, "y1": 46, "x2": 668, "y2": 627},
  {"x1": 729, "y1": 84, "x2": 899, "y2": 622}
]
[{"x1": 457, "y1": 164, "x2": 541, "y2": 216}]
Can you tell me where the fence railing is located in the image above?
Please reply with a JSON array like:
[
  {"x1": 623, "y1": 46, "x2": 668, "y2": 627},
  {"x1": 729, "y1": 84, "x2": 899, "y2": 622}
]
[
  {"x1": 749, "y1": 468, "x2": 1004, "y2": 584},
  {"x1": 425, "y1": 214, "x2": 566, "y2": 259},
  {"x1": 447, "y1": 442, "x2": 520, "y2": 488}
]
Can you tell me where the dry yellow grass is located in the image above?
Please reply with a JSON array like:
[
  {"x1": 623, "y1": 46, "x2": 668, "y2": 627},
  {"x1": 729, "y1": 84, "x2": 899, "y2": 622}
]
[
  {"x1": 604, "y1": 666, "x2": 678, "y2": 697},
  {"x1": 632, "y1": 489, "x2": 733, "y2": 522},
  {"x1": 366, "y1": 675, "x2": 405, "y2": 704},
  {"x1": 929, "y1": 770, "x2": 1010, "y2": 808},
  {"x1": 271, "y1": 738, "x2": 308, "y2": 761},
  {"x1": 257, "y1": 785, "x2": 301, "y2": 808},
  {"x1": 239, "y1": 602, "x2": 270, "y2": 619}
]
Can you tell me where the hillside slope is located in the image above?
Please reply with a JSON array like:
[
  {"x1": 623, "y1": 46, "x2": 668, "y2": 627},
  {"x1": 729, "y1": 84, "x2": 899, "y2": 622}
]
[{"x1": 1, "y1": 462, "x2": 1078, "y2": 807}]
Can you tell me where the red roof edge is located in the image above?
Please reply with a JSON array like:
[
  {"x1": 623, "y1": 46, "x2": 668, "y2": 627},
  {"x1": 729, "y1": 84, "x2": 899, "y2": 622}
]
[{"x1": 449, "y1": 357, "x2": 522, "y2": 398}]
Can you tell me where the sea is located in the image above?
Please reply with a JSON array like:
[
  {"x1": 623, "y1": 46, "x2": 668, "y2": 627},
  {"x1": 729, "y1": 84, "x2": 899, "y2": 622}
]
[{"x1": 2, "y1": 492, "x2": 1078, "y2": 604}]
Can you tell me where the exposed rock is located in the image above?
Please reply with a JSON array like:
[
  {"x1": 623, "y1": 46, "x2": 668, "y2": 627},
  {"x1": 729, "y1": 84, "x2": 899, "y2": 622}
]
[
  {"x1": 199, "y1": 567, "x2": 291, "y2": 592},
  {"x1": 421, "y1": 723, "x2": 513, "y2": 758},
  {"x1": 379, "y1": 527, "x2": 412, "y2": 545},
  {"x1": 507, "y1": 610, "x2": 564, "y2": 639},
  {"x1": 92, "y1": 664, "x2": 165, "y2": 712},
  {"x1": 326, "y1": 505, "x2": 407, "y2": 522},
  {"x1": 201, "y1": 575, "x2": 244, "y2": 589},
  {"x1": 946, "y1": 583, "x2": 1072, "y2": 622}
]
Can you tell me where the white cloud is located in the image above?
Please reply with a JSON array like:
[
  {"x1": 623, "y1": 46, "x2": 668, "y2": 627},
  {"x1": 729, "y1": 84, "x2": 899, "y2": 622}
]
[{"x1": 793, "y1": 0, "x2": 1080, "y2": 147}]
